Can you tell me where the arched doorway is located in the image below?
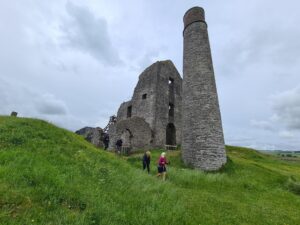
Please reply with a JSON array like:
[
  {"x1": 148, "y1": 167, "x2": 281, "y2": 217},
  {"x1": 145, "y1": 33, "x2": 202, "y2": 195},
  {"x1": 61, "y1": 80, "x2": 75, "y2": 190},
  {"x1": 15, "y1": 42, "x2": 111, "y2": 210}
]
[
  {"x1": 166, "y1": 123, "x2": 176, "y2": 145},
  {"x1": 121, "y1": 129, "x2": 133, "y2": 147}
]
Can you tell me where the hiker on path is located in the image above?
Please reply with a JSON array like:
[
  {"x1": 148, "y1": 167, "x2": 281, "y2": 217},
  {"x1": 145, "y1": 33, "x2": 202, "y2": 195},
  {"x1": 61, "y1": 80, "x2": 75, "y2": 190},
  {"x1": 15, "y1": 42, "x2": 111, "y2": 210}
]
[
  {"x1": 142, "y1": 151, "x2": 151, "y2": 173},
  {"x1": 115, "y1": 139, "x2": 123, "y2": 154},
  {"x1": 157, "y1": 152, "x2": 168, "y2": 181},
  {"x1": 103, "y1": 134, "x2": 109, "y2": 150}
]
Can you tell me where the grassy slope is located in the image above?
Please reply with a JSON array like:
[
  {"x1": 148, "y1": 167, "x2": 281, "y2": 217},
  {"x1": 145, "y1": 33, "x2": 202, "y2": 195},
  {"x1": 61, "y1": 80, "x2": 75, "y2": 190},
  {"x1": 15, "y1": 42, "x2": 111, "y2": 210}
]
[{"x1": 0, "y1": 116, "x2": 300, "y2": 225}]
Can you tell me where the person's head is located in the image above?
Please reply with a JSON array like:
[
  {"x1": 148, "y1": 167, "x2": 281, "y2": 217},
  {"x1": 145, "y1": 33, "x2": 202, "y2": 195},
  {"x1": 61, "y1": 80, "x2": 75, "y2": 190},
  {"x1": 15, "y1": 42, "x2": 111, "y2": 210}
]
[
  {"x1": 146, "y1": 151, "x2": 151, "y2": 157},
  {"x1": 161, "y1": 152, "x2": 166, "y2": 158}
]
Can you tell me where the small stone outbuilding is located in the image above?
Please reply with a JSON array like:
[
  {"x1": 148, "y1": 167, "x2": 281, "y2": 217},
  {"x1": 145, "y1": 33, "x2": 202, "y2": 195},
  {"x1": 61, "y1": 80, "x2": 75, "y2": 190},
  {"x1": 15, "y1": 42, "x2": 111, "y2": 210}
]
[{"x1": 75, "y1": 127, "x2": 104, "y2": 148}]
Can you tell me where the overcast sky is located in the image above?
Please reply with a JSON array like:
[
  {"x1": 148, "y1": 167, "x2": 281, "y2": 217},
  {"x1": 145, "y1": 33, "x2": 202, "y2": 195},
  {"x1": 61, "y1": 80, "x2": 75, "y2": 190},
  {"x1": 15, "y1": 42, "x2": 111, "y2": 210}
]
[{"x1": 1, "y1": 0, "x2": 300, "y2": 150}]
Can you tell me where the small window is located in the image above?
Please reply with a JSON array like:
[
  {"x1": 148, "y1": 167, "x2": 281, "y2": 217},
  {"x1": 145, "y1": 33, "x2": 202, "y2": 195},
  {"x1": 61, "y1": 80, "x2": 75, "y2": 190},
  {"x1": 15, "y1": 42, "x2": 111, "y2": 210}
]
[
  {"x1": 168, "y1": 78, "x2": 174, "y2": 84},
  {"x1": 127, "y1": 106, "x2": 132, "y2": 118},
  {"x1": 142, "y1": 94, "x2": 147, "y2": 99}
]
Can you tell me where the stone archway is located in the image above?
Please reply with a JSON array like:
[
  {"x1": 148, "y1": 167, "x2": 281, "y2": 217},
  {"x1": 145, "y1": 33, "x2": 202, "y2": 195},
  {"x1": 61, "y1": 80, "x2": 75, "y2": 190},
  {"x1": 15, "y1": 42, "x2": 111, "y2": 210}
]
[
  {"x1": 121, "y1": 129, "x2": 133, "y2": 147},
  {"x1": 114, "y1": 117, "x2": 152, "y2": 151},
  {"x1": 166, "y1": 123, "x2": 176, "y2": 145}
]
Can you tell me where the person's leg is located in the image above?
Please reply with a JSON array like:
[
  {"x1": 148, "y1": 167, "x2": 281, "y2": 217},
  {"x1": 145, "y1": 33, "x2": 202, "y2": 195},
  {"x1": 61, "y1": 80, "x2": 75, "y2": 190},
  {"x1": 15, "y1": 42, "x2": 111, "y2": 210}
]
[
  {"x1": 157, "y1": 166, "x2": 162, "y2": 177},
  {"x1": 146, "y1": 162, "x2": 150, "y2": 173},
  {"x1": 143, "y1": 162, "x2": 146, "y2": 170},
  {"x1": 162, "y1": 172, "x2": 166, "y2": 181}
]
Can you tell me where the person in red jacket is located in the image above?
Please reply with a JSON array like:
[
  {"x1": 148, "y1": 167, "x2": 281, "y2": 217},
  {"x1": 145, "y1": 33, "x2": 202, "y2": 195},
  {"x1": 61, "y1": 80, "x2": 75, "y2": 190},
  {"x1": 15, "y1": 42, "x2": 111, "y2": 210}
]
[{"x1": 157, "y1": 152, "x2": 168, "y2": 181}]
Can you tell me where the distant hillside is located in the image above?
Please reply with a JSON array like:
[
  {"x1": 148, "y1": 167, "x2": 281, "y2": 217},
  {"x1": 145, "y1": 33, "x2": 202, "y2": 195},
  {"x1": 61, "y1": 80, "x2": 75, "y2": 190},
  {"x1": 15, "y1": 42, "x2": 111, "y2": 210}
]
[
  {"x1": 260, "y1": 150, "x2": 300, "y2": 160},
  {"x1": 1, "y1": 116, "x2": 300, "y2": 225}
]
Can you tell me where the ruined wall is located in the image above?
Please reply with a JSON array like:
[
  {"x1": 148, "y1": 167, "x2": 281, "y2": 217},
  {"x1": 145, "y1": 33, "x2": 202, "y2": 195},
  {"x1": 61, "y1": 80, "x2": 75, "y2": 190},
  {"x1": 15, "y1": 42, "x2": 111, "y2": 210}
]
[
  {"x1": 152, "y1": 60, "x2": 182, "y2": 147},
  {"x1": 105, "y1": 7, "x2": 226, "y2": 171},
  {"x1": 114, "y1": 117, "x2": 152, "y2": 150},
  {"x1": 117, "y1": 101, "x2": 132, "y2": 121},
  {"x1": 109, "y1": 60, "x2": 182, "y2": 151},
  {"x1": 130, "y1": 63, "x2": 159, "y2": 128},
  {"x1": 108, "y1": 123, "x2": 117, "y2": 150},
  {"x1": 75, "y1": 127, "x2": 104, "y2": 148}
]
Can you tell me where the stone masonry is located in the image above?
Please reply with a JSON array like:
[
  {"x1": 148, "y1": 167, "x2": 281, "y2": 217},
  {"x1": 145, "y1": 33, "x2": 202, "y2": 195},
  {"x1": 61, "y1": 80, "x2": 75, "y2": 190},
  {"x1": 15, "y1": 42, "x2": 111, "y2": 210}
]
[
  {"x1": 75, "y1": 127, "x2": 104, "y2": 148},
  {"x1": 108, "y1": 60, "x2": 182, "y2": 151},
  {"x1": 106, "y1": 6, "x2": 226, "y2": 171},
  {"x1": 181, "y1": 7, "x2": 227, "y2": 171}
]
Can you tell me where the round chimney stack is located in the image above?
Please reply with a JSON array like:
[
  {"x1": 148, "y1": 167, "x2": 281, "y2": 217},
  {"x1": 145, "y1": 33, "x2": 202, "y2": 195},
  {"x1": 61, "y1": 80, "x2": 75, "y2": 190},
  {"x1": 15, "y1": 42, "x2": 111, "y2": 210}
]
[
  {"x1": 181, "y1": 7, "x2": 227, "y2": 171},
  {"x1": 183, "y1": 6, "x2": 205, "y2": 30}
]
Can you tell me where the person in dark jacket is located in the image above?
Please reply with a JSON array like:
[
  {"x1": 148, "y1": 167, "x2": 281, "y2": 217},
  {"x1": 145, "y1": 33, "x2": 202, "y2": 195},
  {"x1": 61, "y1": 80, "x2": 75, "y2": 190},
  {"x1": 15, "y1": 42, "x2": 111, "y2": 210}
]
[
  {"x1": 142, "y1": 151, "x2": 151, "y2": 173},
  {"x1": 103, "y1": 134, "x2": 109, "y2": 150},
  {"x1": 115, "y1": 139, "x2": 123, "y2": 154}
]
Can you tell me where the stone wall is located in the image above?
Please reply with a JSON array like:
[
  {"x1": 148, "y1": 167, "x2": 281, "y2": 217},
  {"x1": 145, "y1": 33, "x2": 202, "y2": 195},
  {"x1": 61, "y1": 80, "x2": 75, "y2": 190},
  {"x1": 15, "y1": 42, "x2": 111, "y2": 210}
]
[
  {"x1": 151, "y1": 61, "x2": 182, "y2": 147},
  {"x1": 108, "y1": 60, "x2": 182, "y2": 151},
  {"x1": 105, "y1": 7, "x2": 227, "y2": 171},
  {"x1": 182, "y1": 7, "x2": 226, "y2": 171},
  {"x1": 117, "y1": 100, "x2": 132, "y2": 121},
  {"x1": 75, "y1": 127, "x2": 104, "y2": 148},
  {"x1": 114, "y1": 117, "x2": 152, "y2": 150}
]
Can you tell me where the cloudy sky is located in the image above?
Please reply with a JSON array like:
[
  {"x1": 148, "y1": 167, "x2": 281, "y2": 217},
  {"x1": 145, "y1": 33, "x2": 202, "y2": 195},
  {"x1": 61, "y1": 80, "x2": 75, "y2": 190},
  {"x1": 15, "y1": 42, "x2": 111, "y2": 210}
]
[{"x1": 1, "y1": 0, "x2": 300, "y2": 150}]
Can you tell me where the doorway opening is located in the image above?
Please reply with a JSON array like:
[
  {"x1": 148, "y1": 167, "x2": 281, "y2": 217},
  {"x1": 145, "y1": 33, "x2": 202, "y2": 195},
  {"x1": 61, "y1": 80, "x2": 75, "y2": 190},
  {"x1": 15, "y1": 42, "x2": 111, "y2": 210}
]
[{"x1": 166, "y1": 123, "x2": 176, "y2": 145}]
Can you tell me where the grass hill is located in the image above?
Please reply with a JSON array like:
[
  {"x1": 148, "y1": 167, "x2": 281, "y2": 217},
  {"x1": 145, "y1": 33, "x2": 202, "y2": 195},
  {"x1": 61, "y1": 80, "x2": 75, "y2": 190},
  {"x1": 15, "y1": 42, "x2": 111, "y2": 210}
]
[{"x1": 0, "y1": 116, "x2": 300, "y2": 225}]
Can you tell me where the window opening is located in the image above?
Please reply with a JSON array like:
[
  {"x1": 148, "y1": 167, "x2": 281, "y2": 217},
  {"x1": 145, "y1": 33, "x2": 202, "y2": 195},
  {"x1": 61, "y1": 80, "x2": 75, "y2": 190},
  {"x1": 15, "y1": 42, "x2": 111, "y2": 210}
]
[
  {"x1": 166, "y1": 123, "x2": 176, "y2": 145},
  {"x1": 127, "y1": 106, "x2": 132, "y2": 118}
]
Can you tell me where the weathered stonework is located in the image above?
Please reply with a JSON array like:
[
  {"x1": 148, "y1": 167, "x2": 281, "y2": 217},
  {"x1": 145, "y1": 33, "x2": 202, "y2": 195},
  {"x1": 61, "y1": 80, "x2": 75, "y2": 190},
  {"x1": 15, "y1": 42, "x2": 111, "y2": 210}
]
[
  {"x1": 182, "y1": 7, "x2": 226, "y2": 171},
  {"x1": 106, "y1": 6, "x2": 226, "y2": 171},
  {"x1": 116, "y1": 117, "x2": 152, "y2": 150},
  {"x1": 108, "y1": 60, "x2": 182, "y2": 151},
  {"x1": 75, "y1": 127, "x2": 104, "y2": 148}
]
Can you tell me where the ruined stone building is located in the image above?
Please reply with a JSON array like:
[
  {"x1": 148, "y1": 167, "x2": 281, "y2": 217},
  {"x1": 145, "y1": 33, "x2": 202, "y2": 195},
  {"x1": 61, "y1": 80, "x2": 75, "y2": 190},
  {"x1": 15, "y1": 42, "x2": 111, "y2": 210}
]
[
  {"x1": 108, "y1": 60, "x2": 182, "y2": 150},
  {"x1": 106, "y1": 6, "x2": 226, "y2": 171},
  {"x1": 73, "y1": 6, "x2": 226, "y2": 170}
]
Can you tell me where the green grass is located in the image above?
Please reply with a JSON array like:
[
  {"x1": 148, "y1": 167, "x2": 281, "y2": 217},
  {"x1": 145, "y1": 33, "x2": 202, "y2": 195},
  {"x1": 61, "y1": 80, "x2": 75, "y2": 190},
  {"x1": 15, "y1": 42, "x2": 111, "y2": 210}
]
[{"x1": 0, "y1": 116, "x2": 300, "y2": 225}]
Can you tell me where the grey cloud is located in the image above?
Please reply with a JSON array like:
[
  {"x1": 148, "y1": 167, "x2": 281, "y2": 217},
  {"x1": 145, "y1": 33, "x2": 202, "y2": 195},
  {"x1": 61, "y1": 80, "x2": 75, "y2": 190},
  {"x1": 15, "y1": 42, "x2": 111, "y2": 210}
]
[
  {"x1": 137, "y1": 50, "x2": 160, "y2": 70},
  {"x1": 0, "y1": 78, "x2": 67, "y2": 116},
  {"x1": 278, "y1": 130, "x2": 295, "y2": 139},
  {"x1": 62, "y1": 2, "x2": 121, "y2": 65},
  {"x1": 242, "y1": 27, "x2": 300, "y2": 66},
  {"x1": 217, "y1": 13, "x2": 300, "y2": 78},
  {"x1": 35, "y1": 94, "x2": 68, "y2": 115},
  {"x1": 0, "y1": 78, "x2": 84, "y2": 130},
  {"x1": 271, "y1": 87, "x2": 300, "y2": 130},
  {"x1": 0, "y1": 78, "x2": 36, "y2": 116},
  {"x1": 250, "y1": 119, "x2": 274, "y2": 131}
]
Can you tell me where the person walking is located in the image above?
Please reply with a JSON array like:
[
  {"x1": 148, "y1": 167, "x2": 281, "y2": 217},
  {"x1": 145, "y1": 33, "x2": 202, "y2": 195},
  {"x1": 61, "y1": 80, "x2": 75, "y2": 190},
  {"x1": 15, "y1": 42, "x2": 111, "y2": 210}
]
[
  {"x1": 157, "y1": 152, "x2": 168, "y2": 181},
  {"x1": 103, "y1": 134, "x2": 109, "y2": 150},
  {"x1": 115, "y1": 139, "x2": 123, "y2": 154},
  {"x1": 142, "y1": 151, "x2": 151, "y2": 173}
]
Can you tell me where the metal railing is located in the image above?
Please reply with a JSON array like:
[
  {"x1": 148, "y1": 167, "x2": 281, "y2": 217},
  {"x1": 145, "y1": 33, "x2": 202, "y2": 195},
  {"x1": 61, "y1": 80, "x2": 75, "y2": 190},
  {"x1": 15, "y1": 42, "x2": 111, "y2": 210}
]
[{"x1": 165, "y1": 145, "x2": 177, "y2": 150}]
